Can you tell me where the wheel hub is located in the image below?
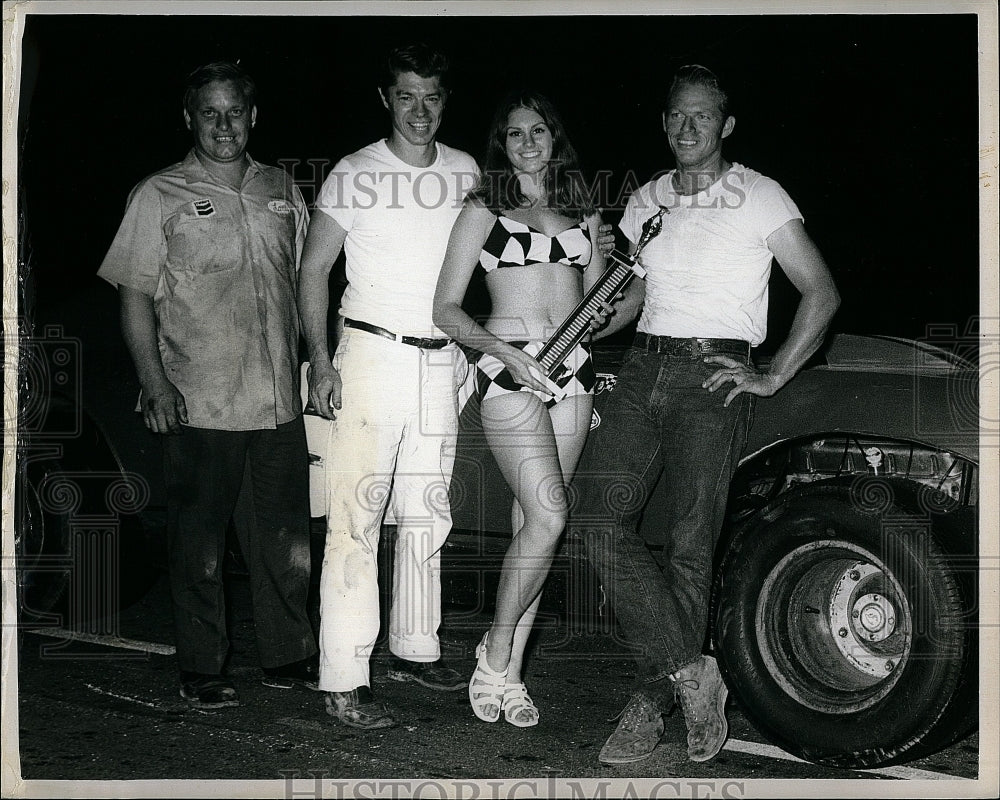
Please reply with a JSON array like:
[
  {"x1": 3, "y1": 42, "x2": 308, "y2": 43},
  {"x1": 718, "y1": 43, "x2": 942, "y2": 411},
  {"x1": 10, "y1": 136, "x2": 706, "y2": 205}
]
[
  {"x1": 854, "y1": 592, "x2": 896, "y2": 641},
  {"x1": 829, "y1": 562, "x2": 900, "y2": 675}
]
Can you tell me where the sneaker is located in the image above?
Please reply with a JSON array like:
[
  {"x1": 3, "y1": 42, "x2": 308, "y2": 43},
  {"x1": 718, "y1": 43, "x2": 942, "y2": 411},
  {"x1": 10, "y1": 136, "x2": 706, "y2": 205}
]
[
  {"x1": 672, "y1": 655, "x2": 729, "y2": 762},
  {"x1": 261, "y1": 654, "x2": 320, "y2": 690},
  {"x1": 325, "y1": 686, "x2": 398, "y2": 730},
  {"x1": 598, "y1": 691, "x2": 665, "y2": 764},
  {"x1": 179, "y1": 672, "x2": 239, "y2": 709},
  {"x1": 385, "y1": 655, "x2": 467, "y2": 691}
]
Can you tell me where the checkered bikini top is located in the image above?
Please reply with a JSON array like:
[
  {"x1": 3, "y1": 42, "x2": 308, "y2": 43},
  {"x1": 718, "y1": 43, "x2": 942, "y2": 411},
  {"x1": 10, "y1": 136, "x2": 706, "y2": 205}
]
[{"x1": 479, "y1": 214, "x2": 591, "y2": 273}]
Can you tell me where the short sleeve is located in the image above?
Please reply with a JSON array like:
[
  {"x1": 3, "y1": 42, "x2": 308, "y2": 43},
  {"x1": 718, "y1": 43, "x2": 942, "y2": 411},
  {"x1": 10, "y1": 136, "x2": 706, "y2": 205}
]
[
  {"x1": 315, "y1": 158, "x2": 355, "y2": 233},
  {"x1": 97, "y1": 180, "x2": 166, "y2": 296},
  {"x1": 747, "y1": 177, "x2": 803, "y2": 243}
]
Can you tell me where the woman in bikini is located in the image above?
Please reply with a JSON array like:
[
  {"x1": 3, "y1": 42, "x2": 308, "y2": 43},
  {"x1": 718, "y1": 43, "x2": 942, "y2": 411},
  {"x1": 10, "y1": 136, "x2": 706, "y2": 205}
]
[{"x1": 433, "y1": 90, "x2": 607, "y2": 727}]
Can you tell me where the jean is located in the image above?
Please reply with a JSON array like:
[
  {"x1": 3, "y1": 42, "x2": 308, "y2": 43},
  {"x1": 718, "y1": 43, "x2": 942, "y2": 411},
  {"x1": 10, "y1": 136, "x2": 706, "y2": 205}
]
[
  {"x1": 316, "y1": 327, "x2": 464, "y2": 692},
  {"x1": 162, "y1": 416, "x2": 315, "y2": 674},
  {"x1": 574, "y1": 346, "x2": 752, "y2": 698}
]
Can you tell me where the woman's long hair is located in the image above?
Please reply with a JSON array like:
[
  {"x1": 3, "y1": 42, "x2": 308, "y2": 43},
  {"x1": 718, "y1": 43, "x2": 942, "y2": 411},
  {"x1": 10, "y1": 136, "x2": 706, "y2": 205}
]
[{"x1": 470, "y1": 90, "x2": 595, "y2": 218}]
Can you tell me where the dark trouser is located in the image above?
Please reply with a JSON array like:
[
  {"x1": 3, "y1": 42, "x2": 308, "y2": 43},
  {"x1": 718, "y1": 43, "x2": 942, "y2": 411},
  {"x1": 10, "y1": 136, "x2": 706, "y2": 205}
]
[
  {"x1": 162, "y1": 416, "x2": 316, "y2": 674},
  {"x1": 574, "y1": 345, "x2": 752, "y2": 701}
]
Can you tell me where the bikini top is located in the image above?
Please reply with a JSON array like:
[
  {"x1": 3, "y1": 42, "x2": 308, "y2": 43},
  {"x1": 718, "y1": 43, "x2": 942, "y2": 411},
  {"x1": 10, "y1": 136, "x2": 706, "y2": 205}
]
[{"x1": 479, "y1": 214, "x2": 592, "y2": 273}]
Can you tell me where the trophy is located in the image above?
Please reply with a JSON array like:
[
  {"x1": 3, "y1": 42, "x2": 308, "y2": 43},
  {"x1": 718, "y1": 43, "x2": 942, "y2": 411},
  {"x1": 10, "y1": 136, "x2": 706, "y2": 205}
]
[{"x1": 535, "y1": 205, "x2": 669, "y2": 379}]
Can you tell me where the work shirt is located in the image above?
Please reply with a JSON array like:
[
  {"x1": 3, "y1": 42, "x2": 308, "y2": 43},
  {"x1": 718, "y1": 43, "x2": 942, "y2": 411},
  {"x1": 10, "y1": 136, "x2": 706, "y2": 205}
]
[
  {"x1": 98, "y1": 150, "x2": 308, "y2": 430},
  {"x1": 621, "y1": 163, "x2": 802, "y2": 347}
]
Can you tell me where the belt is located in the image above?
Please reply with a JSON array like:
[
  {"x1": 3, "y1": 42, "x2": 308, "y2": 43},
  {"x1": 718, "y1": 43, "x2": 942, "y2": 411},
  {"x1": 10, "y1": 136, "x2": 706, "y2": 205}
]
[
  {"x1": 633, "y1": 333, "x2": 750, "y2": 360},
  {"x1": 344, "y1": 318, "x2": 451, "y2": 349}
]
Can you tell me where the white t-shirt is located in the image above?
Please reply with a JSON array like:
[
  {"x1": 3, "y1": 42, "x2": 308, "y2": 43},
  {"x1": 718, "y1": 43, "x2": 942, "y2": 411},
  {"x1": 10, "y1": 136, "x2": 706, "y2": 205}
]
[
  {"x1": 316, "y1": 139, "x2": 479, "y2": 337},
  {"x1": 620, "y1": 163, "x2": 802, "y2": 346}
]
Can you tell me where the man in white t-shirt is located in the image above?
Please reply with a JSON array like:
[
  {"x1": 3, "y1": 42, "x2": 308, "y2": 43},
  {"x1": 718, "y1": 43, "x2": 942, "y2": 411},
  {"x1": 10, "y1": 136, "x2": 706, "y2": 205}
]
[
  {"x1": 579, "y1": 65, "x2": 840, "y2": 765},
  {"x1": 297, "y1": 44, "x2": 478, "y2": 730}
]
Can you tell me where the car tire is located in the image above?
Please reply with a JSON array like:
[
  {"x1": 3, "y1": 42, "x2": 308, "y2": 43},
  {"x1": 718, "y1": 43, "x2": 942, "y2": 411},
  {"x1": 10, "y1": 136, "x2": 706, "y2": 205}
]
[
  {"x1": 15, "y1": 395, "x2": 158, "y2": 625},
  {"x1": 713, "y1": 479, "x2": 977, "y2": 768}
]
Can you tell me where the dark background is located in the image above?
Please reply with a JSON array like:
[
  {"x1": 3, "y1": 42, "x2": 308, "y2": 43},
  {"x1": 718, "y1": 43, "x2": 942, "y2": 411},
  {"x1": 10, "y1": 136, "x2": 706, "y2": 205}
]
[{"x1": 15, "y1": 11, "x2": 982, "y2": 350}]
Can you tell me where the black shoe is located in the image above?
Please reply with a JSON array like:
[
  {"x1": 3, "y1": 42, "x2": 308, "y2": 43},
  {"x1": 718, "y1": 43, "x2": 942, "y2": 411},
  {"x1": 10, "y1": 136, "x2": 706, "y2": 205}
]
[
  {"x1": 325, "y1": 686, "x2": 398, "y2": 730},
  {"x1": 262, "y1": 654, "x2": 320, "y2": 691},
  {"x1": 385, "y1": 655, "x2": 467, "y2": 691},
  {"x1": 179, "y1": 672, "x2": 239, "y2": 709}
]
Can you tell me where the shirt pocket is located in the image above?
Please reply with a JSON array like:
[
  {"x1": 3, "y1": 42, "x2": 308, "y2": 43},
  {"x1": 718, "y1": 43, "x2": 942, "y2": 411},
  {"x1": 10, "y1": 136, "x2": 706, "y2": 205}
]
[
  {"x1": 164, "y1": 204, "x2": 241, "y2": 274},
  {"x1": 247, "y1": 196, "x2": 299, "y2": 278}
]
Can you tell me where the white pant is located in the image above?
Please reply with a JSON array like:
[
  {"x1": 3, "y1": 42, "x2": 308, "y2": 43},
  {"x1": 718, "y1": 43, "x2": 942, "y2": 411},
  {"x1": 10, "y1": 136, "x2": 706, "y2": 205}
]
[{"x1": 317, "y1": 326, "x2": 464, "y2": 692}]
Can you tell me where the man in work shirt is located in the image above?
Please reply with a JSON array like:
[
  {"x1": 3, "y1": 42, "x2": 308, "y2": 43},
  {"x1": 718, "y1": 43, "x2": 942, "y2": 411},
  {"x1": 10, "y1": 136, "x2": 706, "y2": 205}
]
[{"x1": 99, "y1": 61, "x2": 318, "y2": 708}]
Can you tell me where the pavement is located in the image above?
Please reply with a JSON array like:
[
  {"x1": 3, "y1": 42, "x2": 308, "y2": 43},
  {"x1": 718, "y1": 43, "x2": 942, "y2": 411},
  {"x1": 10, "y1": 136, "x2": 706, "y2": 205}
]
[{"x1": 8, "y1": 559, "x2": 984, "y2": 796}]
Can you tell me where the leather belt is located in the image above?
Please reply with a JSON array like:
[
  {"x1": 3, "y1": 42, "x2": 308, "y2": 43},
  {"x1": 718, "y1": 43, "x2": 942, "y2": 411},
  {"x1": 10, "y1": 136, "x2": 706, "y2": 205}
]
[
  {"x1": 633, "y1": 333, "x2": 750, "y2": 360},
  {"x1": 344, "y1": 318, "x2": 451, "y2": 350}
]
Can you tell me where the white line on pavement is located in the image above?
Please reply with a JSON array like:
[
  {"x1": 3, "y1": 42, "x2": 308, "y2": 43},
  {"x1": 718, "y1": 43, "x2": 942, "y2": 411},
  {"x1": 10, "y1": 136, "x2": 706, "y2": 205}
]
[
  {"x1": 84, "y1": 683, "x2": 163, "y2": 709},
  {"x1": 723, "y1": 737, "x2": 964, "y2": 780},
  {"x1": 25, "y1": 627, "x2": 176, "y2": 655}
]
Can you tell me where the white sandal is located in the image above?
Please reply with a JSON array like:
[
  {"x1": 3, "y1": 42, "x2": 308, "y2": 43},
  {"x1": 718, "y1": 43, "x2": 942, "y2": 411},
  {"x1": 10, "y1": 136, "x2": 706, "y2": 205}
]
[
  {"x1": 469, "y1": 632, "x2": 507, "y2": 723},
  {"x1": 503, "y1": 682, "x2": 539, "y2": 728}
]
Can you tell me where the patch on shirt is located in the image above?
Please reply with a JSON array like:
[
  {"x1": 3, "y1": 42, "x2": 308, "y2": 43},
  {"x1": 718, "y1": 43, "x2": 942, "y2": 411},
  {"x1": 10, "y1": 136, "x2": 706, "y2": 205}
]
[
  {"x1": 268, "y1": 199, "x2": 292, "y2": 215},
  {"x1": 193, "y1": 198, "x2": 215, "y2": 217}
]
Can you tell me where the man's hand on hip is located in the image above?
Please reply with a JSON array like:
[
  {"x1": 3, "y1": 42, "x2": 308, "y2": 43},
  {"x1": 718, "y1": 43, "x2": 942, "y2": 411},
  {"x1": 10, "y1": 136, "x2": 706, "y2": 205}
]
[{"x1": 702, "y1": 355, "x2": 782, "y2": 407}]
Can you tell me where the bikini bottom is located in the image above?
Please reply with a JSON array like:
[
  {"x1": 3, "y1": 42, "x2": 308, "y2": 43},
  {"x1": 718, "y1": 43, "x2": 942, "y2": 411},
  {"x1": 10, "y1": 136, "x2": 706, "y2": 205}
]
[{"x1": 475, "y1": 340, "x2": 595, "y2": 410}]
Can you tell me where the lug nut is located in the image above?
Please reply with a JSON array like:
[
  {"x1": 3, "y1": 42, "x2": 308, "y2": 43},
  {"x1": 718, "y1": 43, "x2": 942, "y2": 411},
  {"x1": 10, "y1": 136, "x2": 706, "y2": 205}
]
[
  {"x1": 838, "y1": 627, "x2": 848, "y2": 638},
  {"x1": 885, "y1": 660, "x2": 894, "y2": 671},
  {"x1": 849, "y1": 570, "x2": 861, "y2": 581}
]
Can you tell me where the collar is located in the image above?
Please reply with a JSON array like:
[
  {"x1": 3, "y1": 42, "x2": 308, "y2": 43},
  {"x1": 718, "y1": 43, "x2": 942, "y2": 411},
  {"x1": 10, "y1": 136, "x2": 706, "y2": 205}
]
[
  {"x1": 663, "y1": 162, "x2": 739, "y2": 197},
  {"x1": 379, "y1": 138, "x2": 441, "y2": 170},
  {"x1": 180, "y1": 148, "x2": 263, "y2": 187}
]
